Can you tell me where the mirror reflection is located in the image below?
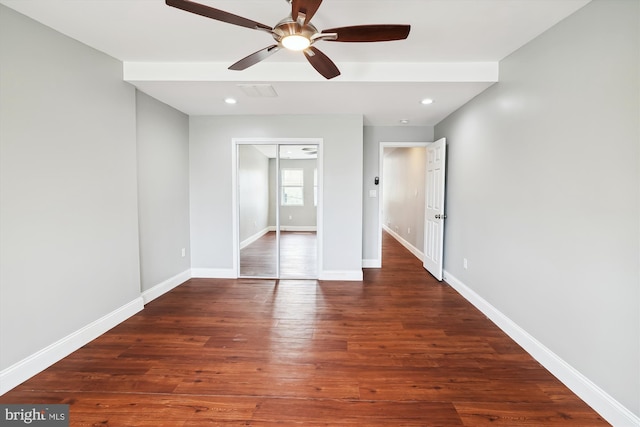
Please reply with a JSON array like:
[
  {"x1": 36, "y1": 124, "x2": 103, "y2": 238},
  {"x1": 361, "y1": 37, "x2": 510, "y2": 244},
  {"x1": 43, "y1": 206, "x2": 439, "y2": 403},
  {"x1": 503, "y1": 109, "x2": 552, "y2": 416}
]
[
  {"x1": 278, "y1": 145, "x2": 317, "y2": 279},
  {"x1": 238, "y1": 144, "x2": 277, "y2": 277},
  {"x1": 238, "y1": 144, "x2": 318, "y2": 279}
]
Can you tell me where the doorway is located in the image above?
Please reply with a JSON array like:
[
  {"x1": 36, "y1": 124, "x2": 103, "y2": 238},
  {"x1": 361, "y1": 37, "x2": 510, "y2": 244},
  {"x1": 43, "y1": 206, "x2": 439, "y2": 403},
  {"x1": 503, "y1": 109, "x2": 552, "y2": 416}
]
[
  {"x1": 379, "y1": 143, "x2": 428, "y2": 265},
  {"x1": 378, "y1": 140, "x2": 446, "y2": 280},
  {"x1": 233, "y1": 138, "x2": 322, "y2": 279}
]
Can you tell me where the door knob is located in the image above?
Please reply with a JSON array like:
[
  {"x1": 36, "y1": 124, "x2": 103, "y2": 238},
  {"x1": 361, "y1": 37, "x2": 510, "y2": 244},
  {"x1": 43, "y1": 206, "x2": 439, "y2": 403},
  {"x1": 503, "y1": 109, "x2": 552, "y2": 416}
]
[{"x1": 435, "y1": 214, "x2": 447, "y2": 219}]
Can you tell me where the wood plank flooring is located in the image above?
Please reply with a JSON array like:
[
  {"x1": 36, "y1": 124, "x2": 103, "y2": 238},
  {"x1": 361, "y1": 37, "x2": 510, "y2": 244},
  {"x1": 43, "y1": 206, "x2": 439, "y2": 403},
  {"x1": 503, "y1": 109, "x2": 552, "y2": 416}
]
[
  {"x1": 0, "y1": 232, "x2": 608, "y2": 426},
  {"x1": 240, "y1": 231, "x2": 317, "y2": 279}
]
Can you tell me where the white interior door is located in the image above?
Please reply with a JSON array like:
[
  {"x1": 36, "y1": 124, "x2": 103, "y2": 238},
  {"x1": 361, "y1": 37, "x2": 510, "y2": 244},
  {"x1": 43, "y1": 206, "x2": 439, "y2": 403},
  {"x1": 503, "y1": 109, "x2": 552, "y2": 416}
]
[{"x1": 423, "y1": 138, "x2": 446, "y2": 280}]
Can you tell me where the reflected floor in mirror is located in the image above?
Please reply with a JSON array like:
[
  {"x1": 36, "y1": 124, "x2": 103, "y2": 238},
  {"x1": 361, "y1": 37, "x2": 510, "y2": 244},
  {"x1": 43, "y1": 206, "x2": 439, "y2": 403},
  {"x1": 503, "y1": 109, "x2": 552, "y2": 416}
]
[{"x1": 240, "y1": 231, "x2": 317, "y2": 278}]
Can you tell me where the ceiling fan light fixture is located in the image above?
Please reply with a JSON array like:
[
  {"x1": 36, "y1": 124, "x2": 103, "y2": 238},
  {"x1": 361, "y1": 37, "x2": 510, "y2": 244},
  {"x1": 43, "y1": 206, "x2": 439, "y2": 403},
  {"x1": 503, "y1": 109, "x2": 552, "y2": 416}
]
[
  {"x1": 166, "y1": 0, "x2": 411, "y2": 79},
  {"x1": 282, "y1": 34, "x2": 311, "y2": 51}
]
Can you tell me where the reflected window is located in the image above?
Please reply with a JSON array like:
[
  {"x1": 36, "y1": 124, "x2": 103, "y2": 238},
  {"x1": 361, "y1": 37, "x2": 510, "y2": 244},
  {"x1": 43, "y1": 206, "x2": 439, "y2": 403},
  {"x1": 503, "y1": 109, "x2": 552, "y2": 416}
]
[{"x1": 281, "y1": 168, "x2": 304, "y2": 206}]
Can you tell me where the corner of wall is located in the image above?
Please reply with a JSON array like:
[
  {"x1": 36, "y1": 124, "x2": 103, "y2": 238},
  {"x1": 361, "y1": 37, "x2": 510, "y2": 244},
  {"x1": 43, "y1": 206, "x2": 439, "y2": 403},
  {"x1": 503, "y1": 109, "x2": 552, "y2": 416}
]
[
  {"x1": 443, "y1": 270, "x2": 640, "y2": 427},
  {"x1": 0, "y1": 297, "x2": 144, "y2": 396},
  {"x1": 141, "y1": 269, "x2": 191, "y2": 305}
]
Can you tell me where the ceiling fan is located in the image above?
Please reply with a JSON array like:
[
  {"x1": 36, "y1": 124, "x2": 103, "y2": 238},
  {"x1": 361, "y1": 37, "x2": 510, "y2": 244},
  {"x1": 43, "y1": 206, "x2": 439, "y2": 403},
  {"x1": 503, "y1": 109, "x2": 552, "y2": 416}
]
[{"x1": 166, "y1": 0, "x2": 411, "y2": 79}]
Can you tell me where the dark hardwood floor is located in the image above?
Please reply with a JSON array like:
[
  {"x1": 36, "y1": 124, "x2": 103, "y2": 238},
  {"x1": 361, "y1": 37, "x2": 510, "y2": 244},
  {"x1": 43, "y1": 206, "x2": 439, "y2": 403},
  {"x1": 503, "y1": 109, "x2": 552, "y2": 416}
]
[
  {"x1": 240, "y1": 231, "x2": 317, "y2": 279},
  {"x1": 0, "y1": 231, "x2": 608, "y2": 426}
]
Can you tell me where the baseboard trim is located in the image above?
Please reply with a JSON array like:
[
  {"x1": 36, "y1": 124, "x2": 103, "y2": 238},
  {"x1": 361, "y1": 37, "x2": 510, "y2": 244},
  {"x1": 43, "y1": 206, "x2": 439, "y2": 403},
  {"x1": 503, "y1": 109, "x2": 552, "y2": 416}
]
[
  {"x1": 192, "y1": 268, "x2": 363, "y2": 282},
  {"x1": 319, "y1": 270, "x2": 363, "y2": 281},
  {"x1": 0, "y1": 297, "x2": 144, "y2": 395},
  {"x1": 191, "y1": 268, "x2": 236, "y2": 279},
  {"x1": 382, "y1": 225, "x2": 424, "y2": 262},
  {"x1": 141, "y1": 269, "x2": 191, "y2": 304},
  {"x1": 442, "y1": 270, "x2": 640, "y2": 427},
  {"x1": 362, "y1": 259, "x2": 381, "y2": 268},
  {"x1": 279, "y1": 226, "x2": 317, "y2": 232},
  {"x1": 239, "y1": 227, "x2": 270, "y2": 250}
]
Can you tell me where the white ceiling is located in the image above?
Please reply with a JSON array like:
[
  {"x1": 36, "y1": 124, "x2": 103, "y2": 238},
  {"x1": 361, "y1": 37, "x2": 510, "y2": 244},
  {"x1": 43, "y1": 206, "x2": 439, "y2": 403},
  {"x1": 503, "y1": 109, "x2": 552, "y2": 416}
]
[
  {"x1": 253, "y1": 144, "x2": 318, "y2": 159},
  {"x1": 1, "y1": 0, "x2": 591, "y2": 126}
]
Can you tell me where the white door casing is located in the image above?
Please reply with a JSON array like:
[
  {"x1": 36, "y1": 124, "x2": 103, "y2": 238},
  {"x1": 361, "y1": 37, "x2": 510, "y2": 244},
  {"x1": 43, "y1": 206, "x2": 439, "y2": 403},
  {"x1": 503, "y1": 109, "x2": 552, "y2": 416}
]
[{"x1": 423, "y1": 138, "x2": 446, "y2": 280}]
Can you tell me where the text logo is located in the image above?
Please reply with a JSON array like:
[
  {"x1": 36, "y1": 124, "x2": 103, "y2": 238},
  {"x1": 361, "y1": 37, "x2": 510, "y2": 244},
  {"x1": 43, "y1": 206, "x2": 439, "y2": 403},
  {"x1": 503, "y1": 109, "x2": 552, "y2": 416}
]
[{"x1": 1, "y1": 404, "x2": 69, "y2": 426}]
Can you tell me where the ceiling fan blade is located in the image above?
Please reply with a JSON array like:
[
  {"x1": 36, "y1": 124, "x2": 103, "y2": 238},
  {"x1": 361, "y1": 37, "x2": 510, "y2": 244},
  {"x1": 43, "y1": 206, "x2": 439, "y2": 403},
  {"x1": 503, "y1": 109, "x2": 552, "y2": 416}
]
[
  {"x1": 303, "y1": 46, "x2": 340, "y2": 80},
  {"x1": 322, "y1": 25, "x2": 411, "y2": 42},
  {"x1": 229, "y1": 45, "x2": 281, "y2": 70},
  {"x1": 291, "y1": 0, "x2": 323, "y2": 25},
  {"x1": 166, "y1": 0, "x2": 272, "y2": 31}
]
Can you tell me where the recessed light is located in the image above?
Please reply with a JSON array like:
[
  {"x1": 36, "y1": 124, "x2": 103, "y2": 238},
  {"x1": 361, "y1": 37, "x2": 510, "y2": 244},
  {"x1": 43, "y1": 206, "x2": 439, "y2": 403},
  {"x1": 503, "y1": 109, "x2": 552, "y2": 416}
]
[
  {"x1": 420, "y1": 98, "x2": 434, "y2": 105},
  {"x1": 400, "y1": 119, "x2": 410, "y2": 124},
  {"x1": 224, "y1": 98, "x2": 237, "y2": 104}
]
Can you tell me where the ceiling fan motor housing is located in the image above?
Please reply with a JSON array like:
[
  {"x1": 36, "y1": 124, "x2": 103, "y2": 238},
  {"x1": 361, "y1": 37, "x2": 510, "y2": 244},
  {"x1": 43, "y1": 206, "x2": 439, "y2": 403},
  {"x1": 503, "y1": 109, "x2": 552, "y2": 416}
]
[
  {"x1": 272, "y1": 16, "x2": 318, "y2": 45},
  {"x1": 165, "y1": 0, "x2": 410, "y2": 79}
]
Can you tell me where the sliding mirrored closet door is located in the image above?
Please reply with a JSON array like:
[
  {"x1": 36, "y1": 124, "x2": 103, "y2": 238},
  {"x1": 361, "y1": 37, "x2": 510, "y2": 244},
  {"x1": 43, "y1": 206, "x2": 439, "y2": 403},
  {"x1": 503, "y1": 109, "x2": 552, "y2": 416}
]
[
  {"x1": 238, "y1": 144, "x2": 278, "y2": 277},
  {"x1": 237, "y1": 143, "x2": 318, "y2": 279},
  {"x1": 278, "y1": 145, "x2": 318, "y2": 279}
]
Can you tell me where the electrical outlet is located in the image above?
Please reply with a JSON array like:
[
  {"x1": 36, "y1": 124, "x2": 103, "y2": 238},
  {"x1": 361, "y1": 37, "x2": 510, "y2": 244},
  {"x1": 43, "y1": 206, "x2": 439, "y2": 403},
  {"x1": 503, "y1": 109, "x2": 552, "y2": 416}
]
[
  {"x1": 408, "y1": 227, "x2": 411, "y2": 234},
  {"x1": 181, "y1": 248, "x2": 186, "y2": 257},
  {"x1": 463, "y1": 258, "x2": 468, "y2": 269}
]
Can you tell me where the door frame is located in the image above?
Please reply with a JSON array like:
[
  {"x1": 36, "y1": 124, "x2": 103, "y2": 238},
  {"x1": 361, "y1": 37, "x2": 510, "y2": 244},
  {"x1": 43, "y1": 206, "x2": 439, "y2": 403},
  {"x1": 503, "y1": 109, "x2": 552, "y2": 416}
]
[
  {"x1": 377, "y1": 141, "x2": 430, "y2": 268},
  {"x1": 232, "y1": 137, "x2": 323, "y2": 278}
]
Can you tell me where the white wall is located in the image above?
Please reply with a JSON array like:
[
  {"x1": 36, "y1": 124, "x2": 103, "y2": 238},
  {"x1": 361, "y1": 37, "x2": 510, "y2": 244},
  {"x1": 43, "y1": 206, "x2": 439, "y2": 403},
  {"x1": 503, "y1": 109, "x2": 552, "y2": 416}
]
[
  {"x1": 362, "y1": 126, "x2": 434, "y2": 264},
  {"x1": 190, "y1": 115, "x2": 363, "y2": 279},
  {"x1": 382, "y1": 147, "x2": 426, "y2": 254},
  {"x1": 238, "y1": 145, "x2": 270, "y2": 243},
  {"x1": 136, "y1": 91, "x2": 191, "y2": 293},
  {"x1": 435, "y1": 0, "x2": 639, "y2": 419},
  {"x1": 0, "y1": 5, "x2": 141, "y2": 372}
]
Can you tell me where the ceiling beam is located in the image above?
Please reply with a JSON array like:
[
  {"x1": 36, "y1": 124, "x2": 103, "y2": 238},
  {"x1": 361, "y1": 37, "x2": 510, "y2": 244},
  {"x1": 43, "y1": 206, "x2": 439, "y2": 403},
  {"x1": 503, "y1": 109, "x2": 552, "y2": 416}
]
[{"x1": 123, "y1": 61, "x2": 498, "y2": 83}]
